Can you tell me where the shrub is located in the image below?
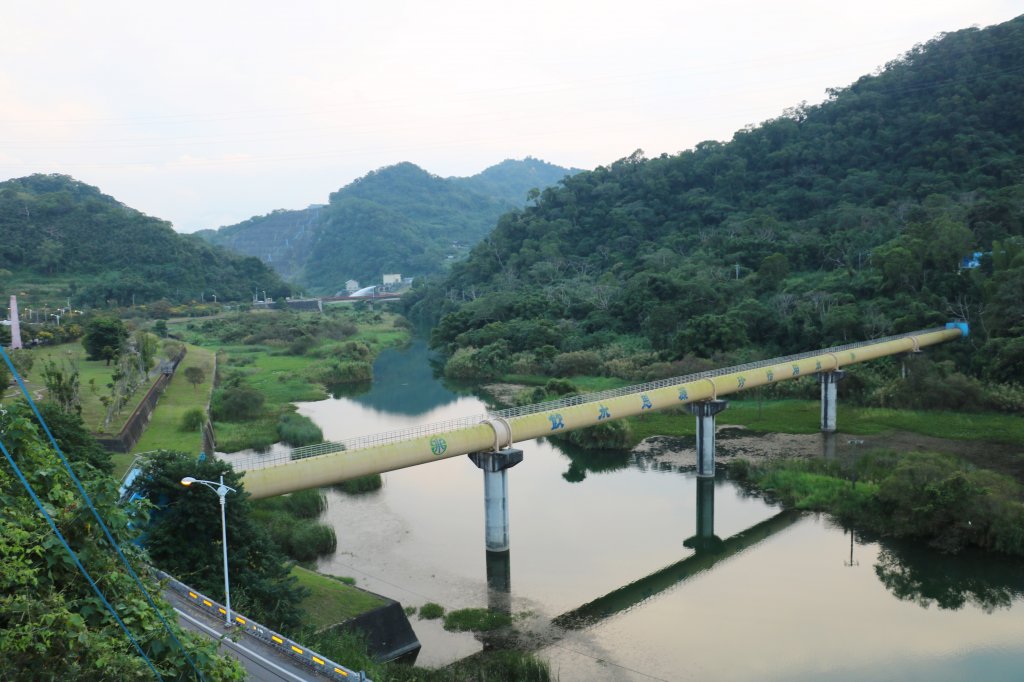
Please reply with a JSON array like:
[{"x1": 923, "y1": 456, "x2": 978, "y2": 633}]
[
  {"x1": 180, "y1": 408, "x2": 206, "y2": 432},
  {"x1": 312, "y1": 360, "x2": 372, "y2": 385},
  {"x1": 444, "y1": 347, "x2": 485, "y2": 379},
  {"x1": 550, "y1": 350, "x2": 601, "y2": 377},
  {"x1": 509, "y1": 351, "x2": 541, "y2": 375},
  {"x1": 544, "y1": 378, "x2": 579, "y2": 395},
  {"x1": 281, "y1": 490, "x2": 328, "y2": 518},
  {"x1": 560, "y1": 419, "x2": 632, "y2": 450},
  {"x1": 211, "y1": 384, "x2": 265, "y2": 421}
]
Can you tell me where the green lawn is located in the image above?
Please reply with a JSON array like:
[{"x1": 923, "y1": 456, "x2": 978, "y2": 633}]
[
  {"x1": 17, "y1": 343, "x2": 162, "y2": 435},
  {"x1": 291, "y1": 566, "x2": 387, "y2": 629},
  {"x1": 131, "y1": 343, "x2": 216, "y2": 456},
  {"x1": 625, "y1": 398, "x2": 1024, "y2": 445}
]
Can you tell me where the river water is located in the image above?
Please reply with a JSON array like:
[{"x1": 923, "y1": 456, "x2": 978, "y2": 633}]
[{"x1": 279, "y1": 340, "x2": 1024, "y2": 681}]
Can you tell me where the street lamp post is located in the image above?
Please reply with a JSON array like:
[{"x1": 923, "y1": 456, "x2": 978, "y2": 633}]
[{"x1": 181, "y1": 475, "x2": 237, "y2": 627}]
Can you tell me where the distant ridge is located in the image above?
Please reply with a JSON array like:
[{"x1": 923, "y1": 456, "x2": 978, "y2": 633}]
[
  {"x1": 196, "y1": 157, "x2": 579, "y2": 290},
  {"x1": 0, "y1": 174, "x2": 289, "y2": 305}
]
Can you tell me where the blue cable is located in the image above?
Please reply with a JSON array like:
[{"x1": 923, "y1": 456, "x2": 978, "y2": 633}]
[
  {"x1": 0, "y1": 345, "x2": 205, "y2": 681},
  {"x1": 0, "y1": 435, "x2": 163, "y2": 680}
]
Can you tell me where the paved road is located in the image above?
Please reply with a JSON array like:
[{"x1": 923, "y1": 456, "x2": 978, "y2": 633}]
[{"x1": 165, "y1": 590, "x2": 317, "y2": 682}]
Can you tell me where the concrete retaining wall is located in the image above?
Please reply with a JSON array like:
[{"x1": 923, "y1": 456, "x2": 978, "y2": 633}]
[{"x1": 96, "y1": 348, "x2": 186, "y2": 453}]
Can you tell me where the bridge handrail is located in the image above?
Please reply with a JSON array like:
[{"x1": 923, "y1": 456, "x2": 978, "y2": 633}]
[{"x1": 235, "y1": 327, "x2": 946, "y2": 471}]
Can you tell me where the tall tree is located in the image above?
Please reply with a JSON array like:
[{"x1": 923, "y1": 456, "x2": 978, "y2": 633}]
[
  {"x1": 81, "y1": 316, "x2": 128, "y2": 364},
  {"x1": 141, "y1": 452, "x2": 307, "y2": 631}
]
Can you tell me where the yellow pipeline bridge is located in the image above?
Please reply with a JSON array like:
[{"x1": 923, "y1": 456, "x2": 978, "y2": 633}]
[{"x1": 237, "y1": 325, "x2": 966, "y2": 499}]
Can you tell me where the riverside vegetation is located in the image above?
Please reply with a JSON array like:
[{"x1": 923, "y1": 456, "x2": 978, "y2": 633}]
[
  {"x1": 171, "y1": 305, "x2": 411, "y2": 452},
  {"x1": 732, "y1": 450, "x2": 1024, "y2": 557}
]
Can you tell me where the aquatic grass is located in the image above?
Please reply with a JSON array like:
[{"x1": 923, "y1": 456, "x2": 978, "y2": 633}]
[
  {"x1": 276, "y1": 412, "x2": 323, "y2": 446},
  {"x1": 336, "y1": 474, "x2": 383, "y2": 494},
  {"x1": 442, "y1": 607, "x2": 512, "y2": 632},
  {"x1": 757, "y1": 468, "x2": 879, "y2": 513},
  {"x1": 418, "y1": 602, "x2": 444, "y2": 620}
]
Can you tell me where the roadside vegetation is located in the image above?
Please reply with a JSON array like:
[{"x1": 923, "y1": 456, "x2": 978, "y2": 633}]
[{"x1": 0, "y1": 405, "x2": 245, "y2": 679}]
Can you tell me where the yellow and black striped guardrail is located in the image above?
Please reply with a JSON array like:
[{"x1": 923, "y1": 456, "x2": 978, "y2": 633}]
[{"x1": 160, "y1": 571, "x2": 370, "y2": 681}]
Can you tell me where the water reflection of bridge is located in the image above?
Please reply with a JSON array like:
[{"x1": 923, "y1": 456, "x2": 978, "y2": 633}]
[{"x1": 480, "y1": 476, "x2": 801, "y2": 632}]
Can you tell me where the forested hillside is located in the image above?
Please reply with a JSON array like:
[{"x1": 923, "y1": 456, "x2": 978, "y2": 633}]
[
  {"x1": 0, "y1": 174, "x2": 290, "y2": 305},
  {"x1": 198, "y1": 157, "x2": 577, "y2": 291},
  {"x1": 409, "y1": 17, "x2": 1024, "y2": 399},
  {"x1": 193, "y1": 205, "x2": 325, "y2": 282}
]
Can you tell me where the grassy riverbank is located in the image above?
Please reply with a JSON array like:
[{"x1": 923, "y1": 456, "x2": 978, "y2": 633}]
[
  {"x1": 129, "y1": 344, "x2": 215, "y2": 451},
  {"x1": 624, "y1": 399, "x2": 1024, "y2": 445},
  {"x1": 292, "y1": 566, "x2": 387, "y2": 628},
  {"x1": 168, "y1": 307, "x2": 411, "y2": 452},
  {"x1": 734, "y1": 450, "x2": 1024, "y2": 556}
]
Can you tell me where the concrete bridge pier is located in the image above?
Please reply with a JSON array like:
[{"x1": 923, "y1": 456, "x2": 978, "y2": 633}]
[
  {"x1": 686, "y1": 400, "x2": 728, "y2": 477},
  {"x1": 819, "y1": 371, "x2": 846, "y2": 432},
  {"x1": 468, "y1": 448, "x2": 524, "y2": 554}
]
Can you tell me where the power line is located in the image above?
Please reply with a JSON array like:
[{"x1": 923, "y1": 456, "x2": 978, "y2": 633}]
[
  {"x1": 0, "y1": 345, "x2": 205, "y2": 681},
  {"x1": 0, "y1": 433, "x2": 163, "y2": 680}
]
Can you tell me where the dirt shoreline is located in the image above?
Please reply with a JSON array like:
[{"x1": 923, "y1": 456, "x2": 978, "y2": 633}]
[
  {"x1": 481, "y1": 383, "x2": 1024, "y2": 480},
  {"x1": 633, "y1": 425, "x2": 1024, "y2": 481}
]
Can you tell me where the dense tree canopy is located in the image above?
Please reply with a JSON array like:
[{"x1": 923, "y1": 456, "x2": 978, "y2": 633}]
[
  {"x1": 81, "y1": 315, "x2": 128, "y2": 363},
  {"x1": 0, "y1": 404, "x2": 242, "y2": 680},
  {"x1": 199, "y1": 158, "x2": 578, "y2": 290},
  {"x1": 0, "y1": 174, "x2": 290, "y2": 305},
  {"x1": 409, "y1": 16, "x2": 1024, "y2": 392},
  {"x1": 141, "y1": 451, "x2": 307, "y2": 631}
]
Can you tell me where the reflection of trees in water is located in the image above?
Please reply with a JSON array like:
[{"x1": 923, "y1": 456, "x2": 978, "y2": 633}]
[
  {"x1": 331, "y1": 338, "x2": 475, "y2": 414},
  {"x1": 875, "y1": 542, "x2": 1024, "y2": 613},
  {"x1": 547, "y1": 439, "x2": 633, "y2": 483}
]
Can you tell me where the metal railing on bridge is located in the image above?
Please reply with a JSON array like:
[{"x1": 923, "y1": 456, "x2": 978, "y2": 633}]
[{"x1": 230, "y1": 327, "x2": 952, "y2": 473}]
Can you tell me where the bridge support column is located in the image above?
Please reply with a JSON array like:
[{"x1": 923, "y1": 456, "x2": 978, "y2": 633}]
[
  {"x1": 819, "y1": 371, "x2": 846, "y2": 433},
  {"x1": 468, "y1": 448, "x2": 524, "y2": 554},
  {"x1": 686, "y1": 400, "x2": 728, "y2": 478}
]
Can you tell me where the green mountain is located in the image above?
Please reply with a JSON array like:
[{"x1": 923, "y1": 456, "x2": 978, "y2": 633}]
[
  {"x1": 411, "y1": 17, "x2": 1024, "y2": 389},
  {"x1": 0, "y1": 174, "x2": 290, "y2": 305},
  {"x1": 197, "y1": 157, "x2": 578, "y2": 291}
]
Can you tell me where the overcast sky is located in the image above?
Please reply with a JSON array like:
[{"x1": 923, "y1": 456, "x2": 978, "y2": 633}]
[{"x1": 2, "y1": 1, "x2": 1021, "y2": 233}]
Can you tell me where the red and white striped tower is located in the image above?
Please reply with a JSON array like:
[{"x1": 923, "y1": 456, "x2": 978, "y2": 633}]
[{"x1": 9, "y1": 295, "x2": 23, "y2": 349}]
